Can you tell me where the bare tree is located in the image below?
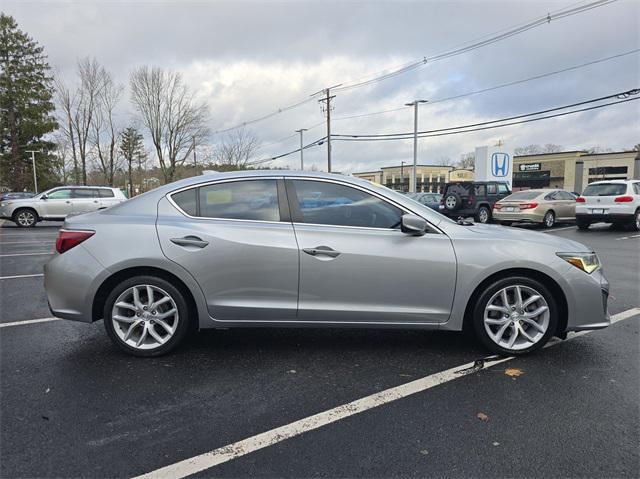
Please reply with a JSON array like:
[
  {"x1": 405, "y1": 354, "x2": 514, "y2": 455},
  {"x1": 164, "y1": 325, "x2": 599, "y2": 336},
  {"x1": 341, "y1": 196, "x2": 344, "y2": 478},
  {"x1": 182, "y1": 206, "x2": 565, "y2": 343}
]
[
  {"x1": 213, "y1": 128, "x2": 261, "y2": 169},
  {"x1": 54, "y1": 57, "x2": 103, "y2": 184},
  {"x1": 514, "y1": 144, "x2": 543, "y2": 156},
  {"x1": 52, "y1": 132, "x2": 75, "y2": 184},
  {"x1": 543, "y1": 143, "x2": 563, "y2": 153},
  {"x1": 458, "y1": 151, "x2": 475, "y2": 169},
  {"x1": 90, "y1": 67, "x2": 124, "y2": 186},
  {"x1": 130, "y1": 66, "x2": 209, "y2": 183},
  {"x1": 436, "y1": 156, "x2": 455, "y2": 167}
]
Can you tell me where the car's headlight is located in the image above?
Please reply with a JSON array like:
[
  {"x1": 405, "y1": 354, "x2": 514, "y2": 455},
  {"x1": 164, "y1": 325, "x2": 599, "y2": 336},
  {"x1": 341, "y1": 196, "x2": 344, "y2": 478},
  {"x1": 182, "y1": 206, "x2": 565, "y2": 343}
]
[
  {"x1": 557, "y1": 252, "x2": 600, "y2": 274},
  {"x1": 0, "y1": 201, "x2": 10, "y2": 207}
]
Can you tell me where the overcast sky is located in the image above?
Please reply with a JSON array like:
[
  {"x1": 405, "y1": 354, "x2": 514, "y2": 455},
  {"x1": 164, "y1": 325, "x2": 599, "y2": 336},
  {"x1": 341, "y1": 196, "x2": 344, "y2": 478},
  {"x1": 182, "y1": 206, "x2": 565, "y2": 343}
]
[{"x1": 5, "y1": 0, "x2": 640, "y2": 173}]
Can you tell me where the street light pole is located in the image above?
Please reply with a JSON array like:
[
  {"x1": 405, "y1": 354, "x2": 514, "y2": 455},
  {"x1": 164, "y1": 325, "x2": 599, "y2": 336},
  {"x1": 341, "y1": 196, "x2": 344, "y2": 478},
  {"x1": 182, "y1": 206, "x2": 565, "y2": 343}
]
[
  {"x1": 405, "y1": 100, "x2": 428, "y2": 193},
  {"x1": 295, "y1": 128, "x2": 308, "y2": 170},
  {"x1": 25, "y1": 150, "x2": 39, "y2": 193},
  {"x1": 400, "y1": 161, "x2": 405, "y2": 191}
]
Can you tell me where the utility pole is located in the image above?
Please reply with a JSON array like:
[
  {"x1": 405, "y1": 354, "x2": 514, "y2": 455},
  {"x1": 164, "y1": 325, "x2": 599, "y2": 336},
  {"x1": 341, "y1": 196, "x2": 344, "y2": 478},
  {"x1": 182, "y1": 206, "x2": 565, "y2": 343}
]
[
  {"x1": 25, "y1": 150, "x2": 39, "y2": 193},
  {"x1": 405, "y1": 100, "x2": 428, "y2": 192},
  {"x1": 400, "y1": 161, "x2": 405, "y2": 191},
  {"x1": 317, "y1": 84, "x2": 340, "y2": 172},
  {"x1": 295, "y1": 129, "x2": 308, "y2": 170}
]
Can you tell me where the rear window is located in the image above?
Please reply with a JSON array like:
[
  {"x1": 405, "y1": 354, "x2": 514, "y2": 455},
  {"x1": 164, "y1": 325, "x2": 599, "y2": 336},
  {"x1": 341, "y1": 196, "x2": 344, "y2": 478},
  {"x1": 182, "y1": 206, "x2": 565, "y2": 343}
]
[
  {"x1": 98, "y1": 189, "x2": 115, "y2": 198},
  {"x1": 445, "y1": 183, "x2": 472, "y2": 195},
  {"x1": 504, "y1": 191, "x2": 541, "y2": 200},
  {"x1": 582, "y1": 184, "x2": 627, "y2": 196}
]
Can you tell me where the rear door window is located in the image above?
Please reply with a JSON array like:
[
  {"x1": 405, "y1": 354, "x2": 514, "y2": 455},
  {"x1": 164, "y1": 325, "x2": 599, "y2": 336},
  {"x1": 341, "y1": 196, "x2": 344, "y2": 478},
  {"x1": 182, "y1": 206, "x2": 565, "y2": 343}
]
[
  {"x1": 474, "y1": 184, "x2": 487, "y2": 196},
  {"x1": 73, "y1": 189, "x2": 98, "y2": 198},
  {"x1": 198, "y1": 180, "x2": 280, "y2": 221},
  {"x1": 98, "y1": 189, "x2": 115, "y2": 198},
  {"x1": 582, "y1": 184, "x2": 627, "y2": 196}
]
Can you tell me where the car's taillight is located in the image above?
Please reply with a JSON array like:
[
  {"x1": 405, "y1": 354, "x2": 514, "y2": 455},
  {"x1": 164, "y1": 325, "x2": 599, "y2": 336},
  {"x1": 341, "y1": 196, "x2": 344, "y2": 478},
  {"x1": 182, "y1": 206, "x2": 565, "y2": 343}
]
[
  {"x1": 467, "y1": 196, "x2": 474, "y2": 205},
  {"x1": 614, "y1": 195, "x2": 634, "y2": 202},
  {"x1": 55, "y1": 230, "x2": 95, "y2": 254},
  {"x1": 493, "y1": 203, "x2": 503, "y2": 210},
  {"x1": 519, "y1": 202, "x2": 539, "y2": 210},
  {"x1": 576, "y1": 197, "x2": 586, "y2": 203}
]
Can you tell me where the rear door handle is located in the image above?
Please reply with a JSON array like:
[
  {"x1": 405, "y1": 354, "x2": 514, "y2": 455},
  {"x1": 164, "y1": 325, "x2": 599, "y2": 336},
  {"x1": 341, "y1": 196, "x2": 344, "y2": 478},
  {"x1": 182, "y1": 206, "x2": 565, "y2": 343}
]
[
  {"x1": 170, "y1": 236, "x2": 209, "y2": 248},
  {"x1": 303, "y1": 246, "x2": 340, "y2": 258}
]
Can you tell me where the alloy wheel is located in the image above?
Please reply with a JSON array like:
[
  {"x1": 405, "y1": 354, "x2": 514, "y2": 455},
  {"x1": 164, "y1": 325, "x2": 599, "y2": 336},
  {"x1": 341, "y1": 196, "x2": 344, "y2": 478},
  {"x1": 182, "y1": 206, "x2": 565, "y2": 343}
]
[
  {"x1": 16, "y1": 210, "x2": 36, "y2": 227},
  {"x1": 483, "y1": 284, "x2": 550, "y2": 351},
  {"x1": 478, "y1": 208, "x2": 489, "y2": 223},
  {"x1": 636, "y1": 211, "x2": 640, "y2": 230},
  {"x1": 445, "y1": 196, "x2": 457, "y2": 209},
  {"x1": 111, "y1": 284, "x2": 179, "y2": 350},
  {"x1": 544, "y1": 211, "x2": 555, "y2": 228}
]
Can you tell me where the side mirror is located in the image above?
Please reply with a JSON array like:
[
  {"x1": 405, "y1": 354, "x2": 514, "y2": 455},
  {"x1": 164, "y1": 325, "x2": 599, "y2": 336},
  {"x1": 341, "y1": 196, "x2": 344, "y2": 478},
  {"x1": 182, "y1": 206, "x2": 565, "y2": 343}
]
[
  {"x1": 401, "y1": 214, "x2": 427, "y2": 236},
  {"x1": 40, "y1": 195, "x2": 48, "y2": 200}
]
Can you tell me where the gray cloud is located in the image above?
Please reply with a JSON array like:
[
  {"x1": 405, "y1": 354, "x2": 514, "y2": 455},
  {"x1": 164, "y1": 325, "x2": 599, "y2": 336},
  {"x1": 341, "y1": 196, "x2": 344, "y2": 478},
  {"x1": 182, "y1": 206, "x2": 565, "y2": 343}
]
[{"x1": 5, "y1": 0, "x2": 639, "y2": 173}]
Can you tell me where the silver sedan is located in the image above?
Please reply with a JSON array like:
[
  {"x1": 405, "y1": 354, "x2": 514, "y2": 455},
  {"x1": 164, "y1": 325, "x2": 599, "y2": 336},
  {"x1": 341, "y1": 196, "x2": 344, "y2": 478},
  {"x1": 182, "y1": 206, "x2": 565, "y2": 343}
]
[{"x1": 44, "y1": 171, "x2": 610, "y2": 357}]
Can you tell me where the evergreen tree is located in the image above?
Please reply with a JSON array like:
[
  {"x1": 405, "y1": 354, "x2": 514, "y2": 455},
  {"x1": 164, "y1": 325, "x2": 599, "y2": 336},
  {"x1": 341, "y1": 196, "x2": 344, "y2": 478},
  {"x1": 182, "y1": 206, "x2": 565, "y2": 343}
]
[
  {"x1": 0, "y1": 13, "x2": 57, "y2": 191},
  {"x1": 119, "y1": 126, "x2": 144, "y2": 196}
]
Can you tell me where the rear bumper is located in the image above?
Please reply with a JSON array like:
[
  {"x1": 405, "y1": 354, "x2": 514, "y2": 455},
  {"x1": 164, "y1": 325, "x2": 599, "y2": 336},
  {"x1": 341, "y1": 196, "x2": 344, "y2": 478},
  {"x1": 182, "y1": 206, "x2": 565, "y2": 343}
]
[
  {"x1": 493, "y1": 211, "x2": 545, "y2": 223},
  {"x1": 575, "y1": 213, "x2": 634, "y2": 223},
  {"x1": 44, "y1": 245, "x2": 110, "y2": 322}
]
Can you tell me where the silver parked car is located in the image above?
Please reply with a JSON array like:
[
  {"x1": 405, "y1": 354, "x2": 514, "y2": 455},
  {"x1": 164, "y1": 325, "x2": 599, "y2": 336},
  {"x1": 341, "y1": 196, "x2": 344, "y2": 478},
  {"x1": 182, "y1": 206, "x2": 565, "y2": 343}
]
[
  {"x1": 44, "y1": 171, "x2": 610, "y2": 357},
  {"x1": 0, "y1": 186, "x2": 127, "y2": 227}
]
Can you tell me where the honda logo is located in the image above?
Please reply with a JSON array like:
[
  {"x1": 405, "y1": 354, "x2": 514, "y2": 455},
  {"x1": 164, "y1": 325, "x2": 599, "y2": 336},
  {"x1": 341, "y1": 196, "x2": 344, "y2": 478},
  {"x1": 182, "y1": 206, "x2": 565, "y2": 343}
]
[{"x1": 491, "y1": 152, "x2": 510, "y2": 177}]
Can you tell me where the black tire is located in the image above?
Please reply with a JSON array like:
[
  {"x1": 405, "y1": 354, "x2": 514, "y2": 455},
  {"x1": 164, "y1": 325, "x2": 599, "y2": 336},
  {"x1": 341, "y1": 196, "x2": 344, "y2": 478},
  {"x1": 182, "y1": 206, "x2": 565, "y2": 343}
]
[
  {"x1": 543, "y1": 210, "x2": 555, "y2": 228},
  {"x1": 13, "y1": 208, "x2": 38, "y2": 228},
  {"x1": 630, "y1": 209, "x2": 640, "y2": 232},
  {"x1": 103, "y1": 275, "x2": 192, "y2": 357},
  {"x1": 475, "y1": 205, "x2": 491, "y2": 224},
  {"x1": 472, "y1": 276, "x2": 558, "y2": 356},
  {"x1": 500, "y1": 221, "x2": 513, "y2": 226},
  {"x1": 443, "y1": 192, "x2": 462, "y2": 211},
  {"x1": 576, "y1": 219, "x2": 590, "y2": 230}
]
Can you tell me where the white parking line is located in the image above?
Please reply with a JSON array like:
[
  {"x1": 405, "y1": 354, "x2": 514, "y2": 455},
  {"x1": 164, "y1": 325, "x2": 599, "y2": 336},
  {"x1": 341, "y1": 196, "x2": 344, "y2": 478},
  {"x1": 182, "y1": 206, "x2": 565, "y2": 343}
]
[
  {"x1": 0, "y1": 240, "x2": 56, "y2": 244},
  {"x1": 543, "y1": 225, "x2": 577, "y2": 233},
  {"x1": 0, "y1": 252, "x2": 53, "y2": 258},
  {"x1": 0, "y1": 317, "x2": 60, "y2": 328},
  {"x1": 0, "y1": 274, "x2": 44, "y2": 280},
  {"x1": 133, "y1": 307, "x2": 640, "y2": 479}
]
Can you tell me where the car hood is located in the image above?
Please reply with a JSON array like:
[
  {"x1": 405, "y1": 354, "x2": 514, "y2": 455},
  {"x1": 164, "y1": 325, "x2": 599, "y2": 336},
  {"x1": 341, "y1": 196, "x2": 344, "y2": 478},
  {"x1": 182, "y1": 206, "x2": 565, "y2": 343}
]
[
  {"x1": 460, "y1": 223, "x2": 590, "y2": 252},
  {"x1": 1, "y1": 197, "x2": 37, "y2": 205}
]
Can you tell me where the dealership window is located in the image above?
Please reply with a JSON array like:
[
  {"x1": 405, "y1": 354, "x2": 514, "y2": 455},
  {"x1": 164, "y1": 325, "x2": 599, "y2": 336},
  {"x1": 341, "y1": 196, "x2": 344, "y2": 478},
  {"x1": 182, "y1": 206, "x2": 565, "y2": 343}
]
[
  {"x1": 588, "y1": 166, "x2": 628, "y2": 176},
  {"x1": 290, "y1": 180, "x2": 403, "y2": 229}
]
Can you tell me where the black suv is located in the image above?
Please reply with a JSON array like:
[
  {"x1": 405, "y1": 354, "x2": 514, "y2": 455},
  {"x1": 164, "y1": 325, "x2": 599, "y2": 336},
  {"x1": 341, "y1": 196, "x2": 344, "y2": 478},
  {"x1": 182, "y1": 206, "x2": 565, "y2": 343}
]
[{"x1": 439, "y1": 181, "x2": 511, "y2": 223}]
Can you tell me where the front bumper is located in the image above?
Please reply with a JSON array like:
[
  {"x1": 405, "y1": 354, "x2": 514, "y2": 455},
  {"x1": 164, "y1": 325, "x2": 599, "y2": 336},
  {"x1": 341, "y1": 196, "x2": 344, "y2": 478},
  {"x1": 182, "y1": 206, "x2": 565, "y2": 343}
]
[{"x1": 563, "y1": 265, "x2": 610, "y2": 332}]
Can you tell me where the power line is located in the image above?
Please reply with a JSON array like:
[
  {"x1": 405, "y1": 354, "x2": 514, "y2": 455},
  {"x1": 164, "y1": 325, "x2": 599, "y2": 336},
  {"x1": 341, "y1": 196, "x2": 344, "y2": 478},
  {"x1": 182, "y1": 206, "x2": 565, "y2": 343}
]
[
  {"x1": 254, "y1": 91, "x2": 637, "y2": 163},
  {"x1": 332, "y1": 98, "x2": 639, "y2": 142},
  {"x1": 211, "y1": 0, "x2": 618, "y2": 135},
  {"x1": 333, "y1": 89, "x2": 640, "y2": 139}
]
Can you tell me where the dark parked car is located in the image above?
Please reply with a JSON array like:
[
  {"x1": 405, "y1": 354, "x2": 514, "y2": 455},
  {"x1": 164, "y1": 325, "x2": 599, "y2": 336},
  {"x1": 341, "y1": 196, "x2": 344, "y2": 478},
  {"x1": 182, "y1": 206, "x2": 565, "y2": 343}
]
[
  {"x1": 407, "y1": 192, "x2": 442, "y2": 211},
  {"x1": 439, "y1": 181, "x2": 511, "y2": 223}
]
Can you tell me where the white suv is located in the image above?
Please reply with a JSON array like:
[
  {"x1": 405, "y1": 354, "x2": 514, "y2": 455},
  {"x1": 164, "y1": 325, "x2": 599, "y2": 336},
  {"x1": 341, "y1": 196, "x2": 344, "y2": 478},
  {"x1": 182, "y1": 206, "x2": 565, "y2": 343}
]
[
  {"x1": 0, "y1": 186, "x2": 127, "y2": 228},
  {"x1": 575, "y1": 180, "x2": 640, "y2": 231}
]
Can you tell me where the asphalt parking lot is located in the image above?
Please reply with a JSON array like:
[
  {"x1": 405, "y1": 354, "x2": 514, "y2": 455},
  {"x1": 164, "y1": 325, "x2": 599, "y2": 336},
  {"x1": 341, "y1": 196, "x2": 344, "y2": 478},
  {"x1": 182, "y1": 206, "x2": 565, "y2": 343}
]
[{"x1": 0, "y1": 220, "x2": 638, "y2": 478}]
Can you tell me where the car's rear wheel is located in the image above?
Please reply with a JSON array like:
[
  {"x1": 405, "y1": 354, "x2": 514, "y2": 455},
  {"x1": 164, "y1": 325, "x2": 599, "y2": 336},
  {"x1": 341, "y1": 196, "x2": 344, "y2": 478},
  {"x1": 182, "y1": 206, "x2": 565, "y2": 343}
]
[
  {"x1": 576, "y1": 219, "x2": 590, "y2": 230},
  {"x1": 475, "y1": 206, "x2": 491, "y2": 224},
  {"x1": 543, "y1": 210, "x2": 555, "y2": 228},
  {"x1": 13, "y1": 208, "x2": 37, "y2": 228},
  {"x1": 631, "y1": 209, "x2": 640, "y2": 232},
  {"x1": 103, "y1": 275, "x2": 191, "y2": 357},
  {"x1": 473, "y1": 276, "x2": 558, "y2": 355}
]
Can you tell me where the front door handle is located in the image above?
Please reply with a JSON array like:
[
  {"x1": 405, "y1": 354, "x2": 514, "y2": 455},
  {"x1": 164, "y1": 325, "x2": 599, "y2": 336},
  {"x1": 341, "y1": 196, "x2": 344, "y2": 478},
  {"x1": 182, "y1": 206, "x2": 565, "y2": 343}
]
[
  {"x1": 170, "y1": 236, "x2": 209, "y2": 248},
  {"x1": 303, "y1": 246, "x2": 340, "y2": 258}
]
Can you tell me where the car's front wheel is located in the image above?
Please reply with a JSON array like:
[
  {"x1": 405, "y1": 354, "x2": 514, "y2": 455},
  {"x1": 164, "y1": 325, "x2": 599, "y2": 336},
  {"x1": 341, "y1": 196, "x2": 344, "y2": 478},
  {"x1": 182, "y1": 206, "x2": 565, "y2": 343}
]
[
  {"x1": 103, "y1": 275, "x2": 191, "y2": 357},
  {"x1": 13, "y1": 208, "x2": 37, "y2": 228},
  {"x1": 473, "y1": 277, "x2": 558, "y2": 355}
]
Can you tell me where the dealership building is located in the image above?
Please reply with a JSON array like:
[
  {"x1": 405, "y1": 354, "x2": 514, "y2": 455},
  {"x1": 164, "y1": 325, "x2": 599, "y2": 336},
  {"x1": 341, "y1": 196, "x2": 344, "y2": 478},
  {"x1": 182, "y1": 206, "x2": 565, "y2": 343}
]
[{"x1": 354, "y1": 150, "x2": 639, "y2": 193}]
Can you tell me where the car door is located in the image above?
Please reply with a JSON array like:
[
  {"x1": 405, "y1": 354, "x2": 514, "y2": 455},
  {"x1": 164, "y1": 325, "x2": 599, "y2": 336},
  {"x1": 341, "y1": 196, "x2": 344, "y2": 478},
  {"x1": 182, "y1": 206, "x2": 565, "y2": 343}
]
[
  {"x1": 156, "y1": 177, "x2": 299, "y2": 322},
  {"x1": 556, "y1": 191, "x2": 576, "y2": 220},
  {"x1": 286, "y1": 178, "x2": 457, "y2": 324},
  {"x1": 72, "y1": 188, "x2": 100, "y2": 214},
  {"x1": 40, "y1": 188, "x2": 73, "y2": 217}
]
